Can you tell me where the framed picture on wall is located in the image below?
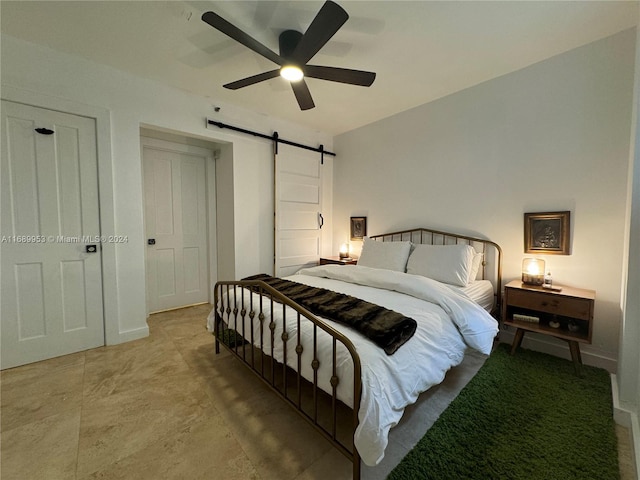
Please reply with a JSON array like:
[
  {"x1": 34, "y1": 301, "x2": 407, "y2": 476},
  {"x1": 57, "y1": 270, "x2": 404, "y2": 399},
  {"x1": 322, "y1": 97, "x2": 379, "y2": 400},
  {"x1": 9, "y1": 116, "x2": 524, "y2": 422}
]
[
  {"x1": 524, "y1": 211, "x2": 570, "y2": 255},
  {"x1": 350, "y1": 217, "x2": 367, "y2": 240}
]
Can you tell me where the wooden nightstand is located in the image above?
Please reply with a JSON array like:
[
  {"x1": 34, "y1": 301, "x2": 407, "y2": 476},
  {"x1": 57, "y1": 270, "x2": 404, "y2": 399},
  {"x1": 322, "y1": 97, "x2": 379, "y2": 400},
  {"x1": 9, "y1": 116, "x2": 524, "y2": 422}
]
[
  {"x1": 502, "y1": 279, "x2": 595, "y2": 374},
  {"x1": 319, "y1": 256, "x2": 358, "y2": 266}
]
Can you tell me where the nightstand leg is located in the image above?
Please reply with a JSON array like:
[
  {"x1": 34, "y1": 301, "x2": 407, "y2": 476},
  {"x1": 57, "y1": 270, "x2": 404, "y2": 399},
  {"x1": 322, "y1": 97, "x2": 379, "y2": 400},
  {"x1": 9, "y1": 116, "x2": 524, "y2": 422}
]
[
  {"x1": 510, "y1": 328, "x2": 525, "y2": 355},
  {"x1": 568, "y1": 341, "x2": 583, "y2": 375}
]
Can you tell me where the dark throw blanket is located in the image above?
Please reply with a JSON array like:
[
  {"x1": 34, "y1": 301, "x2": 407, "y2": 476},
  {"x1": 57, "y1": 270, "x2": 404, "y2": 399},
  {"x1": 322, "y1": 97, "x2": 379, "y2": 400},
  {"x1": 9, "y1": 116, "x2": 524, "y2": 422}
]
[{"x1": 243, "y1": 274, "x2": 417, "y2": 355}]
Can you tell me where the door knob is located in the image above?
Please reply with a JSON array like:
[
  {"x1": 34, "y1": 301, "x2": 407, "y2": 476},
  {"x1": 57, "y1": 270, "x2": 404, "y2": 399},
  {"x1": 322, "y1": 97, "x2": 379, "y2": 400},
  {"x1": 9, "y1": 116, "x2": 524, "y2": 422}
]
[
  {"x1": 86, "y1": 245, "x2": 97, "y2": 253},
  {"x1": 148, "y1": 238, "x2": 156, "y2": 245}
]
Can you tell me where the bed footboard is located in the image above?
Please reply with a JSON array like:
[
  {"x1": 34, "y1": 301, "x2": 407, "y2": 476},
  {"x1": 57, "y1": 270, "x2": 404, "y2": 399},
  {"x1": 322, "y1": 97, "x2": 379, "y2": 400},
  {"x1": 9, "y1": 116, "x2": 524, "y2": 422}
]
[{"x1": 213, "y1": 279, "x2": 363, "y2": 480}]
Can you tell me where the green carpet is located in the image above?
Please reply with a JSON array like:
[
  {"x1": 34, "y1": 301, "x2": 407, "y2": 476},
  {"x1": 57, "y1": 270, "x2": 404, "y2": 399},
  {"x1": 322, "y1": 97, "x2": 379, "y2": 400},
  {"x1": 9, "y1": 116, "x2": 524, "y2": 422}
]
[{"x1": 388, "y1": 344, "x2": 619, "y2": 480}]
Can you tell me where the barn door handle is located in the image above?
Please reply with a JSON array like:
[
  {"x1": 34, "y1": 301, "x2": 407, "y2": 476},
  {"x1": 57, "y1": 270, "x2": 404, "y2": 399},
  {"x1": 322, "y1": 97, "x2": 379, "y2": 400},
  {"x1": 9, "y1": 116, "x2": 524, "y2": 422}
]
[
  {"x1": 35, "y1": 128, "x2": 55, "y2": 135},
  {"x1": 318, "y1": 213, "x2": 324, "y2": 229}
]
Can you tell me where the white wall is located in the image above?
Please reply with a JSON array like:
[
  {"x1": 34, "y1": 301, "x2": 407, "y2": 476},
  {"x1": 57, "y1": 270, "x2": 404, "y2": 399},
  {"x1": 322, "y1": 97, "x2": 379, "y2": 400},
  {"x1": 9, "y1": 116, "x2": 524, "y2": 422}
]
[
  {"x1": 620, "y1": 22, "x2": 640, "y2": 415},
  {"x1": 616, "y1": 17, "x2": 640, "y2": 475},
  {"x1": 1, "y1": 34, "x2": 333, "y2": 344},
  {"x1": 334, "y1": 29, "x2": 636, "y2": 370}
]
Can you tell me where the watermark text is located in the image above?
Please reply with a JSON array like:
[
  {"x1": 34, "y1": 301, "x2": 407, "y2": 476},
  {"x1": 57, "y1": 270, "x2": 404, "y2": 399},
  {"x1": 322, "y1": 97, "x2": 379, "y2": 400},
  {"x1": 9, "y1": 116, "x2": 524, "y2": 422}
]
[{"x1": 1, "y1": 235, "x2": 129, "y2": 244}]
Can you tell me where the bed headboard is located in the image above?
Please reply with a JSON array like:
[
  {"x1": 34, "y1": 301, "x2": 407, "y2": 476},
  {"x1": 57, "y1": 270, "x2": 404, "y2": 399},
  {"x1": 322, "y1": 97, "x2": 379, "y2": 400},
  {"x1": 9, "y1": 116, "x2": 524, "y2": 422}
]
[{"x1": 370, "y1": 227, "x2": 502, "y2": 315}]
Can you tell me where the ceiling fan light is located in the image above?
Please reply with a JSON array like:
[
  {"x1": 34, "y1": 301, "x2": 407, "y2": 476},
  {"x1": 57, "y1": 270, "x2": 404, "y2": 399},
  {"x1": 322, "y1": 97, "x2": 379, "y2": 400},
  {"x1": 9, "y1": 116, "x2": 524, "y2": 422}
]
[{"x1": 280, "y1": 65, "x2": 304, "y2": 82}]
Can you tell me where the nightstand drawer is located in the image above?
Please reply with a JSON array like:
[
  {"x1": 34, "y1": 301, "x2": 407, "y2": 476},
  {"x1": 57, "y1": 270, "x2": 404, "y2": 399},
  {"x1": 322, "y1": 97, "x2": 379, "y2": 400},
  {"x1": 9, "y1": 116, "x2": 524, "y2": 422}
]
[{"x1": 506, "y1": 289, "x2": 592, "y2": 320}]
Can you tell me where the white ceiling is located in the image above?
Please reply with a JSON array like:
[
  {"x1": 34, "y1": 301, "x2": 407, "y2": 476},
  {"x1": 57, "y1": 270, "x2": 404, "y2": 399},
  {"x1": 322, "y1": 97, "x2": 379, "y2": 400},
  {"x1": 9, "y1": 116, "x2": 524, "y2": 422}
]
[{"x1": 1, "y1": 1, "x2": 637, "y2": 135}]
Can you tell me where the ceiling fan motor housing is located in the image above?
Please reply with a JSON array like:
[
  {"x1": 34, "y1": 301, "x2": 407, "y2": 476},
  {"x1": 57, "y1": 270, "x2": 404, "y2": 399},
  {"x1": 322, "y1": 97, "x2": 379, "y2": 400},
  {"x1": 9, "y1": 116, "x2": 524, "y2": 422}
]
[{"x1": 279, "y1": 30, "x2": 303, "y2": 60}]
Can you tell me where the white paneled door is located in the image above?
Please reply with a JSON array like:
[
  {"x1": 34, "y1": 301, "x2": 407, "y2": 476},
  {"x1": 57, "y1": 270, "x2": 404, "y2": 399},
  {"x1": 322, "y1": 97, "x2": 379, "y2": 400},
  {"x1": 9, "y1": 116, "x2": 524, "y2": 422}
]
[
  {"x1": 275, "y1": 143, "x2": 323, "y2": 277},
  {"x1": 142, "y1": 138, "x2": 210, "y2": 313},
  {"x1": 1, "y1": 100, "x2": 105, "y2": 369}
]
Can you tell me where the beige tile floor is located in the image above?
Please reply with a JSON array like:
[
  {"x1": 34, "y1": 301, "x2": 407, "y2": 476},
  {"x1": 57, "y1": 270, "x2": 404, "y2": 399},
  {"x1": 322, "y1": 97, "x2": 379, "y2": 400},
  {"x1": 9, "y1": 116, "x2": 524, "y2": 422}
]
[{"x1": 0, "y1": 304, "x2": 635, "y2": 480}]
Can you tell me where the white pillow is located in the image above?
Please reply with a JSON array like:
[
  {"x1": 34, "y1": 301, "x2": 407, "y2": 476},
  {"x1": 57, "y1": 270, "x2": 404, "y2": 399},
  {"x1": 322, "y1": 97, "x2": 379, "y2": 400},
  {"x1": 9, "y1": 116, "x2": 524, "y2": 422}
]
[
  {"x1": 357, "y1": 237, "x2": 412, "y2": 272},
  {"x1": 469, "y1": 252, "x2": 484, "y2": 282},
  {"x1": 406, "y1": 244, "x2": 477, "y2": 287}
]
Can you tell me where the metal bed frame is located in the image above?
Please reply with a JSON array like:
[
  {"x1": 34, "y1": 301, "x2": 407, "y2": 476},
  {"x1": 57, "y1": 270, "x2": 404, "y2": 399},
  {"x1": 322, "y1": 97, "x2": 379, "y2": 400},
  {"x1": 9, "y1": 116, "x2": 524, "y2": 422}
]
[{"x1": 212, "y1": 227, "x2": 502, "y2": 480}]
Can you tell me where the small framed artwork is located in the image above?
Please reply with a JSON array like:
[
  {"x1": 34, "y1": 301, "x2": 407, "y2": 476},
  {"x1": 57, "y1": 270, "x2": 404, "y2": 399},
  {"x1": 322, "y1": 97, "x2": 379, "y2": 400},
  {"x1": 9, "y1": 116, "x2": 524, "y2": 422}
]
[
  {"x1": 524, "y1": 211, "x2": 571, "y2": 255},
  {"x1": 350, "y1": 216, "x2": 367, "y2": 240}
]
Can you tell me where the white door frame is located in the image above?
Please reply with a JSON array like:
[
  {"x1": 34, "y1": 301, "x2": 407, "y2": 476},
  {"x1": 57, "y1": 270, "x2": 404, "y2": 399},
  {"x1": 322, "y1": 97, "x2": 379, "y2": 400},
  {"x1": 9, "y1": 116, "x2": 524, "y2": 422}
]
[
  {"x1": 0, "y1": 85, "x2": 120, "y2": 344},
  {"x1": 140, "y1": 135, "x2": 217, "y2": 314}
]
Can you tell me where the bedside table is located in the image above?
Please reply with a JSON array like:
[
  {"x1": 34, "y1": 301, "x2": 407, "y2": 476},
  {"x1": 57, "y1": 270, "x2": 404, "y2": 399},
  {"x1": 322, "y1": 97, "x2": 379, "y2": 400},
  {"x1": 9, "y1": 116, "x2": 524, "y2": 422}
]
[
  {"x1": 502, "y1": 279, "x2": 595, "y2": 374},
  {"x1": 319, "y1": 256, "x2": 358, "y2": 266}
]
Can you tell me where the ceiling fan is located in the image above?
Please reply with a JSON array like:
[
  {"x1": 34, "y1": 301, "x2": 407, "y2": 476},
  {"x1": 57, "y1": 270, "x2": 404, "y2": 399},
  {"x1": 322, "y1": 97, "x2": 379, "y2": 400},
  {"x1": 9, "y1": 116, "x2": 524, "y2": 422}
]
[{"x1": 201, "y1": 0, "x2": 376, "y2": 111}]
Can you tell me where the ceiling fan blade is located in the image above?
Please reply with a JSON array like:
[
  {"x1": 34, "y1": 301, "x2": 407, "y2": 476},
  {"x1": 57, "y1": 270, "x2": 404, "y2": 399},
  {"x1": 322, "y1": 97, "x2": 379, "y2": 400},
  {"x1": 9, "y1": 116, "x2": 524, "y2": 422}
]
[
  {"x1": 304, "y1": 65, "x2": 376, "y2": 87},
  {"x1": 223, "y1": 70, "x2": 281, "y2": 90},
  {"x1": 291, "y1": 80, "x2": 315, "y2": 110},
  {"x1": 291, "y1": 1, "x2": 348, "y2": 65},
  {"x1": 202, "y1": 11, "x2": 284, "y2": 66}
]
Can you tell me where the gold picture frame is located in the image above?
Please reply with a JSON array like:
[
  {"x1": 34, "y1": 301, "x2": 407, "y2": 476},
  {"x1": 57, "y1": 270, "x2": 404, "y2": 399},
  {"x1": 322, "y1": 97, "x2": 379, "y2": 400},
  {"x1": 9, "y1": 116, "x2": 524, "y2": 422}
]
[
  {"x1": 350, "y1": 217, "x2": 367, "y2": 240},
  {"x1": 524, "y1": 211, "x2": 570, "y2": 255}
]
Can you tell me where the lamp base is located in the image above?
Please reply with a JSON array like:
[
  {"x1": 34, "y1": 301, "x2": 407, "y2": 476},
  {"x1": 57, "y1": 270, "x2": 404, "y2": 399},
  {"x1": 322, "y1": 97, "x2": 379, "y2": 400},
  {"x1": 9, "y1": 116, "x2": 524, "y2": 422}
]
[{"x1": 522, "y1": 273, "x2": 544, "y2": 286}]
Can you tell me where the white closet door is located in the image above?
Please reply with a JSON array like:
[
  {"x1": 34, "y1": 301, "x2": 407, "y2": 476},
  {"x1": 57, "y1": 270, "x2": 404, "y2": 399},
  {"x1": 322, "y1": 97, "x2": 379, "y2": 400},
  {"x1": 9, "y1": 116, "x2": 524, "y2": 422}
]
[
  {"x1": 1, "y1": 100, "x2": 104, "y2": 369},
  {"x1": 142, "y1": 138, "x2": 210, "y2": 313},
  {"x1": 275, "y1": 143, "x2": 323, "y2": 277}
]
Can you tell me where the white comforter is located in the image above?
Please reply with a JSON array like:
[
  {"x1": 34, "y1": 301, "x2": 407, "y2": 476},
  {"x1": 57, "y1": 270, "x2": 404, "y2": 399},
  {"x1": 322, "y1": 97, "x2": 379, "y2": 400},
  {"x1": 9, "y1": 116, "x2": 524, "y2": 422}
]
[{"x1": 207, "y1": 265, "x2": 498, "y2": 466}]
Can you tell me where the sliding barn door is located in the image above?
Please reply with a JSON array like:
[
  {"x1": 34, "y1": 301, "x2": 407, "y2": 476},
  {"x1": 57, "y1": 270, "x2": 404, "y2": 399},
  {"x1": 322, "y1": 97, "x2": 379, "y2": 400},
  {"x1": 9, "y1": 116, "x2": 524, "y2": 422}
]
[{"x1": 274, "y1": 143, "x2": 323, "y2": 277}]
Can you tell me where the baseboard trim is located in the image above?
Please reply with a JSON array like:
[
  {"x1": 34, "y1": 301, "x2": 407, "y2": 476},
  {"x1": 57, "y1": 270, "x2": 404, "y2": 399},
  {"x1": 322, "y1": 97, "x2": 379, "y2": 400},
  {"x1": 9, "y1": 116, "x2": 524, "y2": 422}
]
[
  {"x1": 106, "y1": 325, "x2": 149, "y2": 345},
  {"x1": 611, "y1": 374, "x2": 640, "y2": 480}
]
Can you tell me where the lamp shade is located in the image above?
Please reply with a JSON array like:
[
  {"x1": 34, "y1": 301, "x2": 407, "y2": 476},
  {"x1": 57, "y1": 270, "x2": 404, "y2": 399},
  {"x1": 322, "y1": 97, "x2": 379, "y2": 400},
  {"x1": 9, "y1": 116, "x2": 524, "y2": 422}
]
[
  {"x1": 339, "y1": 243, "x2": 350, "y2": 259},
  {"x1": 522, "y1": 258, "x2": 545, "y2": 285}
]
